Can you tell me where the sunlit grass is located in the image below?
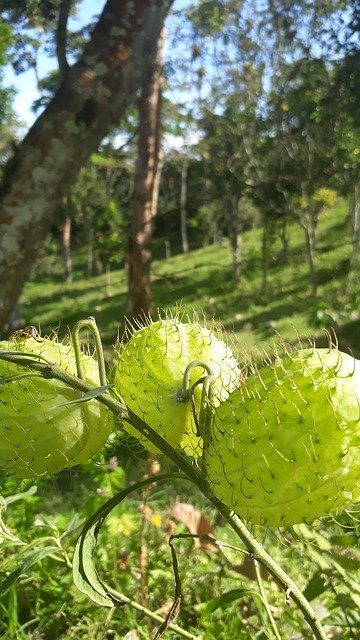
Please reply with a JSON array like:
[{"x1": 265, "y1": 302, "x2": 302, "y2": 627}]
[{"x1": 22, "y1": 198, "x2": 359, "y2": 359}]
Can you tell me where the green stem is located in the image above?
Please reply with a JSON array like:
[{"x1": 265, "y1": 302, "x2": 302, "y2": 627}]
[
  {"x1": 71, "y1": 317, "x2": 107, "y2": 386},
  {"x1": 198, "y1": 373, "x2": 215, "y2": 437},
  {"x1": 215, "y1": 504, "x2": 329, "y2": 640},
  {"x1": 180, "y1": 360, "x2": 213, "y2": 400},
  {"x1": 106, "y1": 586, "x2": 199, "y2": 639},
  {"x1": 254, "y1": 558, "x2": 282, "y2": 640},
  {"x1": 0, "y1": 350, "x2": 330, "y2": 640}
]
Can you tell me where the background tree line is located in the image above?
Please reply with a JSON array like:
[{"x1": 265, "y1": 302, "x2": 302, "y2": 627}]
[{"x1": 0, "y1": 0, "x2": 359, "y2": 333}]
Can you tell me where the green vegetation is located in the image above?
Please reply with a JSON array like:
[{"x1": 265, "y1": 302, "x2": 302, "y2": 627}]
[
  {"x1": 0, "y1": 2, "x2": 359, "y2": 637},
  {"x1": 23, "y1": 198, "x2": 359, "y2": 355},
  {"x1": 0, "y1": 197, "x2": 358, "y2": 639}
]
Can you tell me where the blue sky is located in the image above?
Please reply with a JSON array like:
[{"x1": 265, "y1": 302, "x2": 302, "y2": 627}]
[
  {"x1": 4, "y1": 0, "x2": 190, "y2": 131},
  {"x1": 4, "y1": 0, "x2": 102, "y2": 128}
]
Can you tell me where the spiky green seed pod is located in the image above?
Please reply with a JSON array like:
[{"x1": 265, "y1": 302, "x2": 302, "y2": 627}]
[
  {"x1": 205, "y1": 348, "x2": 360, "y2": 526},
  {"x1": 0, "y1": 336, "x2": 114, "y2": 479},
  {"x1": 114, "y1": 318, "x2": 240, "y2": 457}
]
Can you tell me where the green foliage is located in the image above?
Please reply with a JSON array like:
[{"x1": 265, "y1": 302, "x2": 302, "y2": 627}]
[
  {"x1": 68, "y1": 160, "x2": 128, "y2": 274},
  {"x1": 0, "y1": 195, "x2": 354, "y2": 638},
  {"x1": 0, "y1": 454, "x2": 359, "y2": 638},
  {"x1": 1, "y1": 0, "x2": 360, "y2": 632},
  {"x1": 0, "y1": 17, "x2": 17, "y2": 166},
  {"x1": 0, "y1": 17, "x2": 13, "y2": 66},
  {"x1": 156, "y1": 156, "x2": 209, "y2": 251}
]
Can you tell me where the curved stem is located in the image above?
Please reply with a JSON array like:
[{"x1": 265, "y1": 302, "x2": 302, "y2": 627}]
[
  {"x1": 180, "y1": 360, "x2": 214, "y2": 400},
  {"x1": 71, "y1": 316, "x2": 107, "y2": 385},
  {"x1": 198, "y1": 373, "x2": 215, "y2": 438}
]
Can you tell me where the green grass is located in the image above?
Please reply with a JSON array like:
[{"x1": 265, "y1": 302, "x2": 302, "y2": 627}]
[{"x1": 22, "y1": 198, "x2": 360, "y2": 358}]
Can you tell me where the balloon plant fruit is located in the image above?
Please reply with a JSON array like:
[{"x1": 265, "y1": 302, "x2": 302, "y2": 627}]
[
  {"x1": 204, "y1": 346, "x2": 360, "y2": 526},
  {"x1": 114, "y1": 316, "x2": 241, "y2": 457},
  {"x1": 0, "y1": 324, "x2": 113, "y2": 479}
]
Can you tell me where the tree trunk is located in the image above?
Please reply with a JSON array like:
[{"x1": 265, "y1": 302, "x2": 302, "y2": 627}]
[
  {"x1": 55, "y1": 0, "x2": 71, "y2": 80},
  {"x1": 105, "y1": 263, "x2": 111, "y2": 298},
  {"x1": 279, "y1": 218, "x2": 289, "y2": 264},
  {"x1": 165, "y1": 239, "x2": 171, "y2": 259},
  {"x1": 0, "y1": 0, "x2": 172, "y2": 331},
  {"x1": 303, "y1": 222, "x2": 317, "y2": 298},
  {"x1": 261, "y1": 219, "x2": 268, "y2": 297},
  {"x1": 349, "y1": 181, "x2": 360, "y2": 273},
  {"x1": 180, "y1": 157, "x2": 189, "y2": 254},
  {"x1": 87, "y1": 216, "x2": 95, "y2": 278},
  {"x1": 61, "y1": 197, "x2": 73, "y2": 283},
  {"x1": 126, "y1": 26, "x2": 165, "y2": 325},
  {"x1": 228, "y1": 196, "x2": 241, "y2": 282}
]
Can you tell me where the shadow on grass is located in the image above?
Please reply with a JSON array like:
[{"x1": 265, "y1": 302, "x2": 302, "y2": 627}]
[
  {"x1": 317, "y1": 258, "x2": 350, "y2": 287},
  {"x1": 153, "y1": 263, "x2": 234, "y2": 307},
  {"x1": 223, "y1": 299, "x2": 304, "y2": 334},
  {"x1": 23, "y1": 284, "x2": 127, "y2": 345}
]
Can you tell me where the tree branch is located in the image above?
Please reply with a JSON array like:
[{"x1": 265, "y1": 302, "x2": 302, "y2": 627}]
[{"x1": 56, "y1": 0, "x2": 72, "y2": 81}]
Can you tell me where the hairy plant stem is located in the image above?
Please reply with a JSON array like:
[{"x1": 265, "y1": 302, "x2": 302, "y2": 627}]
[{"x1": 0, "y1": 350, "x2": 329, "y2": 640}]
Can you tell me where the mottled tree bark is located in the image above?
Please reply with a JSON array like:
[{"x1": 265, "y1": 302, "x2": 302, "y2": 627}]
[
  {"x1": 0, "y1": 0, "x2": 172, "y2": 331},
  {"x1": 126, "y1": 26, "x2": 165, "y2": 325}
]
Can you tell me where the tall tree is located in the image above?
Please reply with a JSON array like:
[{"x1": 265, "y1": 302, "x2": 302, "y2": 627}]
[
  {"x1": 0, "y1": 0, "x2": 172, "y2": 331},
  {"x1": 125, "y1": 26, "x2": 165, "y2": 324},
  {"x1": 0, "y1": 17, "x2": 16, "y2": 168},
  {"x1": 200, "y1": 64, "x2": 263, "y2": 281}
]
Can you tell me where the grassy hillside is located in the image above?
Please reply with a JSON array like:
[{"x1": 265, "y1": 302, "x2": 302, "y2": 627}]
[
  {"x1": 22, "y1": 198, "x2": 360, "y2": 357},
  {"x1": 1, "y1": 198, "x2": 359, "y2": 639}
]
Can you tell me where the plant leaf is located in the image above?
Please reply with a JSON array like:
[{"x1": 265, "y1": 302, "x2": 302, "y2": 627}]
[
  {"x1": 73, "y1": 473, "x2": 186, "y2": 608},
  {"x1": 0, "y1": 546, "x2": 60, "y2": 594},
  {"x1": 4, "y1": 485, "x2": 37, "y2": 506},
  {"x1": 51, "y1": 384, "x2": 113, "y2": 408},
  {"x1": 303, "y1": 572, "x2": 328, "y2": 601},
  {"x1": 199, "y1": 588, "x2": 261, "y2": 622}
]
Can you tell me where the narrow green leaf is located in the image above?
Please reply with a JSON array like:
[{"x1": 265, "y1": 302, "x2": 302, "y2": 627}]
[
  {"x1": 51, "y1": 384, "x2": 113, "y2": 408},
  {"x1": 59, "y1": 514, "x2": 84, "y2": 540},
  {"x1": 325, "y1": 550, "x2": 360, "y2": 572},
  {"x1": 0, "y1": 546, "x2": 60, "y2": 594},
  {"x1": 73, "y1": 473, "x2": 186, "y2": 609},
  {"x1": 4, "y1": 485, "x2": 37, "y2": 506},
  {"x1": 329, "y1": 534, "x2": 359, "y2": 548},
  {"x1": 199, "y1": 588, "x2": 260, "y2": 622},
  {"x1": 73, "y1": 524, "x2": 113, "y2": 608},
  {"x1": 303, "y1": 572, "x2": 327, "y2": 602}
]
